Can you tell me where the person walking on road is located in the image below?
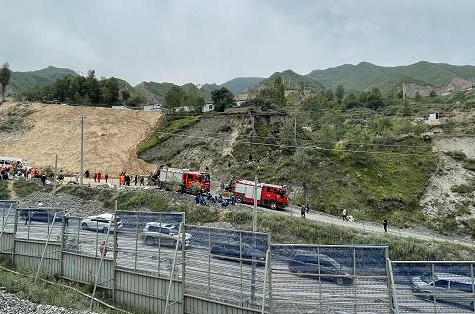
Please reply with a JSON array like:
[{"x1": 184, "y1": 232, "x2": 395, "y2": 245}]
[
  {"x1": 301, "y1": 204, "x2": 306, "y2": 218},
  {"x1": 383, "y1": 219, "x2": 388, "y2": 233},
  {"x1": 305, "y1": 200, "x2": 310, "y2": 214},
  {"x1": 342, "y1": 209, "x2": 348, "y2": 221},
  {"x1": 97, "y1": 172, "x2": 102, "y2": 183},
  {"x1": 134, "y1": 175, "x2": 138, "y2": 186},
  {"x1": 40, "y1": 173, "x2": 46, "y2": 186},
  {"x1": 105, "y1": 173, "x2": 109, "y2": 183}
]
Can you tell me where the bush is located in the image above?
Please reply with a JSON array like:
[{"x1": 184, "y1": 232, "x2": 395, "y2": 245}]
[
  {"x1": 451, "y1": 184, "x2": 471, "y2": 194},
  {"x1": 444, "y1": 151, "x2": 467, "y2": 160},
  {"x1": 464, "y1": 159, "x2": 475, "y2": 171},
  {"x1": 13, "y1": 179, "x2": 43, "y2": 198},
  {"x1": 0, "y1": 181, "x2": 9, "y2": 199}
]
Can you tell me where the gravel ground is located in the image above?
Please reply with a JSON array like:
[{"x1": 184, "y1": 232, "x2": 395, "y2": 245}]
[
  {"x1": 19, "y1": 191, "x2": 107, "y2": 217},
  {"x1": 0, "y1": 289, "x2": 102, "y2": 314}
]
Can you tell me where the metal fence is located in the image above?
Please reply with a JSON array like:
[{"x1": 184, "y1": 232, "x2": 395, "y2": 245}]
[
  {"x1": 271, "y1": 244, "x2": 390, "y2": 314},
  {"x1": 3, "y1": 200, "x2": 475, "y2": 314},
  {"x1": 391, "y1": 261, "x2": 475, "y2": 314},
  {"x1": 184, "y1": 225, "x2": 271, "y2": 311}
]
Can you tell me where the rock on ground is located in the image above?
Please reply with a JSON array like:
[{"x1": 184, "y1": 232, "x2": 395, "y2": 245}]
[{"x1": 0, "y1": 289, "x2": 102, "y2": 314}]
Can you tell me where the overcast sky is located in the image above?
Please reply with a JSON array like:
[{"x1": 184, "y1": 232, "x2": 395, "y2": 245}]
[{"x1": 2, "y1": 0, "x2": 475, "y2": 85}]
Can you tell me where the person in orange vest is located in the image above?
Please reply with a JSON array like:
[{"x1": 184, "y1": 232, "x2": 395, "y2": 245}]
[
  {"x1": 119, "y1": 173, "x2": 125, "y2": 185},
  {"x1": 99, "y1": 241, "x2": 107, "y2": 256},
  {"x1": 97, "y1": 172, "x2": 102, "y2": 183}
]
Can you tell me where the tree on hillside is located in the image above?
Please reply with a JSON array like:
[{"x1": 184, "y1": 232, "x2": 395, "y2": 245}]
[
  {"x1": 121, "y1": 89, "x2": 131, "y2": 102},
  {"x1": 273, "y1": 76, "x2": 286, "y2": 106},
  {"x1": 415, "y1": 91, "x2": 422, "y2": 101},
  {"x1": 184, "y1": 88, "x2": 205, "y2": 113},
  {"x1": 342, "y1": 93, "x2": 359, "y2": 109},
  {"x1": 366, "y1": 88, "x2": 384, "y2": 110},
  {"x1": 429, "y1": 90, "x2": 436, "y2": 97},
  {"x1": 0, "y1": 62, "x2": 12, "y2": 102},
  {"x1": 324, "y1": 89, "x2": 334, "y2": 101},
  {"x1": 212, "y1": 87, "x2": 235, "y2": 112},
  {"x1": 164, "y1": 86, "x2": 186, "y2": 113},
  {"x1": 335, "y1": 85, "x2": 345, "y2": 100}
]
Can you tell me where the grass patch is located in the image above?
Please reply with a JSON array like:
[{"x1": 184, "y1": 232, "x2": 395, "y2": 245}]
[
  {"x1": 0, "y1": 103, "x2": 29, "y2": 133},
  {"x1": 13, "y1": 179, "x2": 45, "y2": 198},
  {"x1": 444, "y1": 150, "x2": 467, "y2": 160},
  {"x1": 0, "y1": 257, "x2": 139, "y2": 314},
  {"x1": 0, "y1": 180, "x2": 9, "y2": 199},
  {"x1": 451, "y1": 184, "x2": 473, "y2": 194},
  {"x1": 138, "y1": 115, "x2": 201, "y2": 153},
  {"x1": 464, "y1": 159, "x2": 475, "y2": 171}
]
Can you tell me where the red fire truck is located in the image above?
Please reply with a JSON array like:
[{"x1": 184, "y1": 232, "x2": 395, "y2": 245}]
[
  {"x1": 229, "y1": 179, "x2": 288, "y2": 210},
  {"x1": 157, "y1": 167, "x2": 210, "y2": 193}
]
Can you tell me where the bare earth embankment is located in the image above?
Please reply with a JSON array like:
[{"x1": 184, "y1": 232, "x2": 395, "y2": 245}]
[{"x1": 0, "y1": 102, "x2": 161, "y2": 175}]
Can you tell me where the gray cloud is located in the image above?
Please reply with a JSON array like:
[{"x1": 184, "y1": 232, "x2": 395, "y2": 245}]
[{"x1": 1, "y1": 0, "x2": 474, "y2": 85}]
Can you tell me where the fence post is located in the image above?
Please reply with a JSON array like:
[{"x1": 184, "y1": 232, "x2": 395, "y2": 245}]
[
  {"x1": 385, "y1": 247, "x2": 394, "y2": 313},
  {"x1": 111, "y1": 201, "x2": 118, "y2": 303},
  {"x1": 89, "y1": 222, "x2": 112, "y2": 312},
  {"x1": 261, "y1": 250, "x2": 270, "y2": 314},
  {"x1": 60, "y1": 207, "x2": 65, "y2": 278},
  {"x1": 12, "y1": 207, "x2": 18, "y2": 264},
  {"x1": 386, "y1": 258, "x2": 399, "y2": 314},
  {"x1": 35, "y1": 212, "x2": 57, "y2": 282},
  {"x1": 181, "y1": 222, "x2": 186, "y2": 313},
  {"x1": 353, "y1": 247, "x2": 357, "y2": 314},
  {"x1": 165, "y1": 222, "x2": 183, "y2": 314}
]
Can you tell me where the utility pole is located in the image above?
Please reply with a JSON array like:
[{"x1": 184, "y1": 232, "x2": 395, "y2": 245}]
[
  {"x1": 53, "y1": 154, "x2": 58, "y2": 193},
  {"x1": 79, "y1": 114, "x2": 85, "y2": 185},
  {"x1": 253, "y1": 175, "x2": 258, "y2": 232}
]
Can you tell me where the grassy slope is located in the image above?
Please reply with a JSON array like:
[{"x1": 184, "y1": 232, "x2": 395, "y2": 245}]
[
  {"x1": 137, "y1": 115, "x2": 201, "y2": 154},
  {"x1": 0, "y1": 181, "x2": 9, "y2": 199},
  {"x1": 258, "y1": 70, "x2": 324, "y2": 91}
]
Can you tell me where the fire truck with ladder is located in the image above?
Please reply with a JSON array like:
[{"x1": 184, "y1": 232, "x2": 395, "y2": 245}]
[
  {"x1": 228, "y1": 179, "x2": 288, "y2": 210},
  {"x1": 155, "y1": 167, "x2": 210, "y2": 194}
]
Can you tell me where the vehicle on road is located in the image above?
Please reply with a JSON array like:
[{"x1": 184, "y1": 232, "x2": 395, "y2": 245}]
[
  {"x1": 412, "y1": 272, "x2": 475, "y2": 308},
  {"x1": 142, "y1": 222, "x2": 191, "y2": 248},
  {"x1": 81, "y1": 213, "x2": 123, "y2": 233},
  {"x1": 228, "y1": 179, "x2": 287, "y2": 210},
  {"x1": 0, "y1": 156, "x2": 32, "y2": 173},
  {"x1": 154, "y1": 167, "x2": 210, "y2": 194},
  {"x1": 288, "y1": 250, "x2": 354, "y2": 285},
  {"x1": 19, "y1": 208, "x2": 62, "y2": 223},
  {"x1": 211, "y1": 241, "x2": 267, "y2": 266}
]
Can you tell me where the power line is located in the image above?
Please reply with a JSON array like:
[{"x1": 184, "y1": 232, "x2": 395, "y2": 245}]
[{"x1": 152, "y1": 131, "x2": 436, "y2": 158}]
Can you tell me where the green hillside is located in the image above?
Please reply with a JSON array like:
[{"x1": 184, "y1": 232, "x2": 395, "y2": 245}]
[
  {"x1": 135, "y1": 81, "x2": 214, "y2": 104},
  {"x1": 10, "y1": 66, "x2": 77, "y2": 94},
  {"x1": 221, "y1": 77, "x2": 264, "y2": 94},
  {"x1": 308, "y1": 61, "x2": 475, "y2": 93},
  {"x1": 258, "y1": 70, "x2": 324, "y2": 91}
]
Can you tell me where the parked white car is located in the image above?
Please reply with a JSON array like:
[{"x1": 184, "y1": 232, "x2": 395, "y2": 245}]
[
  {"x1": 142, "y1": 222, "x2": 191, "y2": 247},
  {"x1": 81, "y1": 213, "x2": 123, "y2": 233}
]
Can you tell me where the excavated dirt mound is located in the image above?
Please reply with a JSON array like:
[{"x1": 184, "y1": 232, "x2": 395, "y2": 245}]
[{"x1": 0, "y1": 102, "x2": 161, "y2": 175}]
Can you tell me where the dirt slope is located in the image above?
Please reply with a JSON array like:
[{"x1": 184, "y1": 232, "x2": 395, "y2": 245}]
[{"x1": 0, "y1": 102, "x2": 161, "y2": 175}]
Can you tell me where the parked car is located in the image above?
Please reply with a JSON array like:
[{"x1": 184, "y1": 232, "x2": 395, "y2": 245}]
[
  {"x1": 81, "y1": 213, "x2": 123, "y2": 233},
  {"x1": 412, "y1": 272, "x2": 474, "y2": 308},
  {"x1": 288, "y1": 251, "x2": 353, "y2": 285},
  {"x1": 142, "y1": 222, "x2": 191, "y2": 248},
  {"x1": 19, "y1": 208, "x2": 62, "y2": 223},
  {"x1": 210, "y1": 241, "x2": 267, "y2": 266}
]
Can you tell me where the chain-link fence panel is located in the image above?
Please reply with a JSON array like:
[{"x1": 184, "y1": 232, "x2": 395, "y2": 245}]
[
  {"x1": 115, "y1": 211, "x2": 185, "y2": 279},
  {"x1": 0, "y1": 200, "x2": 17, "y2": 235},
  {"x1": 271, "y1": 244, "x2": 390, "y2": 314},
  {"x1": 184, "y1": 225, "x2": 270, "y2": 311},
  {"x1": 15, "y1": 208, "x2": 63, "y2": 242},
  {"x1": 392, "y1": 262, "x2": 475, "y2": 313}
]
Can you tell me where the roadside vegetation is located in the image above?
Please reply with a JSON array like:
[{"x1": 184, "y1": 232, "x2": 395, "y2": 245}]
[
  {"x1": 13, "y1": 178, "x2": 47, "y2": 198},
  {"x1": 0, "y1": 180, "x2": 9, "y2": 199},
  {"x1": 0, "y1": 257, "x2": 149, "y2": 314}
]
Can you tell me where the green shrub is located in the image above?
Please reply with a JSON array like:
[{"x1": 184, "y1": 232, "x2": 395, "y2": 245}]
[
  {"x1": 451, "y1": 184, "x2": 471, "y2": 194},
  {"x1": 464, "y1": 159, "x2": 475, "y2": 171},
  {"x1": 13, "y1": 179, "x2": 43, "y2": 198},
  {"x1": 444, "y1": 150, "x2": 467, "y2": 160},
  {"x1": 0, "y1": 181, "x2": 9, "y2": 199}
]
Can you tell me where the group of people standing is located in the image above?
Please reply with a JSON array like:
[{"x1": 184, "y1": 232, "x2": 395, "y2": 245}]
[
  {"x1": 118, "y1": 173, "x2": 145, "y2": 186},
  {"x1": 92, "y1": 171, "x2": 109, "y2": 183}
]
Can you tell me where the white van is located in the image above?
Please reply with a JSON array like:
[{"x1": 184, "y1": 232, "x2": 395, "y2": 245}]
[{"x1": 0, "y1": 156, "x2": 32, "y2": 172}]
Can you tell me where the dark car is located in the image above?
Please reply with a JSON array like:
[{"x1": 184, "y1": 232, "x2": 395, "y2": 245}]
[
  {"x1": 19, "y1": 208, "x2": 62, "y2": 223},
  {"x1": 211, "y1": 241, "x2": 267, "y2": 266},
  {"x1": 412, "y1": 272, "x2": 475, "y2": 308},
  {"x1": 288, "y1": 251, "x2": 354, "y2": 285}
]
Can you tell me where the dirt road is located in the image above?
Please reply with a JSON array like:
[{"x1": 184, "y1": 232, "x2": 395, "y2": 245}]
[{"x1": 0, "y1": 102, "x2": 161, "y2": 175}]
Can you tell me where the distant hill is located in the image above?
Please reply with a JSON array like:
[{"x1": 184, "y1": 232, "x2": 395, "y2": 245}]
[
  {"x1": 135, "y1": 81, "x2": 215, "y2": 104},
  {"x1": 9, "y1": 66, "x2": 78, "y2": 94},
  {"x1": 221, "y1": 77, "x2": 264, "y2": 94},
  {"x1": 256, "y1": 69, "x2": 324, "y2": 91},
  {"x1": 308, "y1": 61, "x2": 475, "y2": 94}
]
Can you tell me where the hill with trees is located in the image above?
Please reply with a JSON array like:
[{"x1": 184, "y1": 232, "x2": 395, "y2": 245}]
[
  {"x1": 9, "y1": 66, "x2": 78, "y2": 94},
  {"x1": 308, "y1": 61, "x2": 475, "y2": 94},
  {"x1": 221, "y1": 77, "x2": 264, "y2": 94}
]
